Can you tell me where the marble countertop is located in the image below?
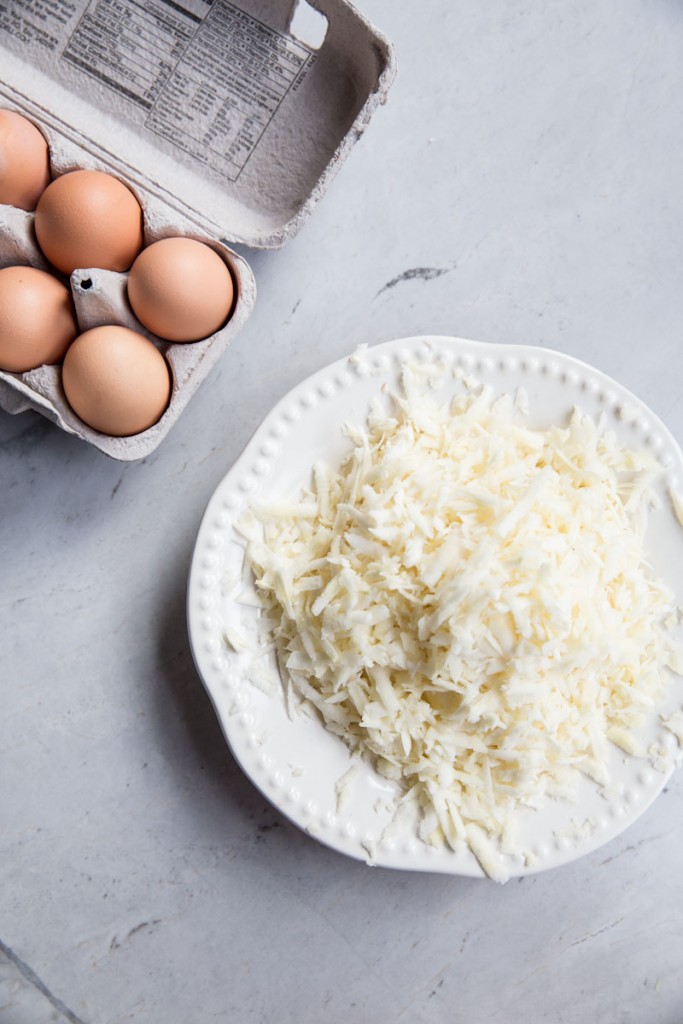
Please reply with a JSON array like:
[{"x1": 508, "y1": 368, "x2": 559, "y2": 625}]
[{"x1": 3, "y1": 2, "x2": 683, "y2": 1021}]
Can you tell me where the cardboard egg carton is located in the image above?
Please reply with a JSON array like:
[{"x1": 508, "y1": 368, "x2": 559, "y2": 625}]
[{"x1": 0, "y1": 0, "x2": 395, "y2": 460}]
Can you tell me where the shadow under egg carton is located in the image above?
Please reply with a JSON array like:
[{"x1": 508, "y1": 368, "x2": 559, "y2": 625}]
[{"x1": 0, "y1": 182, "x2": 256, "y2": 461}]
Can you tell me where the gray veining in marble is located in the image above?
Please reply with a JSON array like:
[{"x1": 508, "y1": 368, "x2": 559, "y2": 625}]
[{"x1": 2, "y1": 2, "x2": 683, "y2": 1022}]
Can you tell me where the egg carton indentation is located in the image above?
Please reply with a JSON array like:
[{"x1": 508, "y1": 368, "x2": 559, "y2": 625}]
[{"x1": 0, "y1": 205, "x2": 49, "y2": 270}]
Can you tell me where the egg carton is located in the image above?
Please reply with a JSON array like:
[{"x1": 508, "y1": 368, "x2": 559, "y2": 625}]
[
  {"x1": 0, "y1": 0, "x2": 396, "y2": 460},
  {"x1": 0, "y1": 180, "x2": 255, "y2": 460}
]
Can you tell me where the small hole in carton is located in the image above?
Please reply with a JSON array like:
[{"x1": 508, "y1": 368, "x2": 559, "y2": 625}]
[
  {"x1": 288, "y1": 0, "x2": 328, "y2": 50},
  {"x1": 79, "y1": 278, "x2": 93, "y2": 290}
]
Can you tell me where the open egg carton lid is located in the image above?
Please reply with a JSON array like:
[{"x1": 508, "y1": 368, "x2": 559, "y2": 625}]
[
  {"x1": 0, "y1": 0, "x2": 396, "y2": 248},
  {"x1": 0, "y1": 0, "x2": 395, "y2": 460}
]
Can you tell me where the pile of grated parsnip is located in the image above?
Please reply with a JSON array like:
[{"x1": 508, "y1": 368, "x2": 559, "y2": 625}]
[{"x1": 236, "y1": 357, "x2": 683, "y2": 879}]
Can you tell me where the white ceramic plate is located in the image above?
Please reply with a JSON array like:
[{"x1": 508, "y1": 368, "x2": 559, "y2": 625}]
[{"x1": 188, "y1": 336, "x2": 683, "y2": 879}]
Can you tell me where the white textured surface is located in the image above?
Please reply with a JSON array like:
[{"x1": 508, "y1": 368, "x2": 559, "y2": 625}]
[{"x1": 3, "y1": 1, "x2": 683, "y2": 1021}]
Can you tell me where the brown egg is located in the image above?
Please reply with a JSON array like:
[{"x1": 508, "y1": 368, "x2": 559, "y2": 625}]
[
  {"x1": 0, "y1": 266, "x2": 78, "y2": 373},
  {"x1": 35, "y1": 169, "x2": 144, "y2": 275},
  {"x1": 0, "y1": 109, "x2": 51, "y2": 211},
  {"x1": 127, "y1": 237, "x2": 234, "y2": 342},
  {"x1": 62, "y1": 325, "x2": 171, "y2": 437}
]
